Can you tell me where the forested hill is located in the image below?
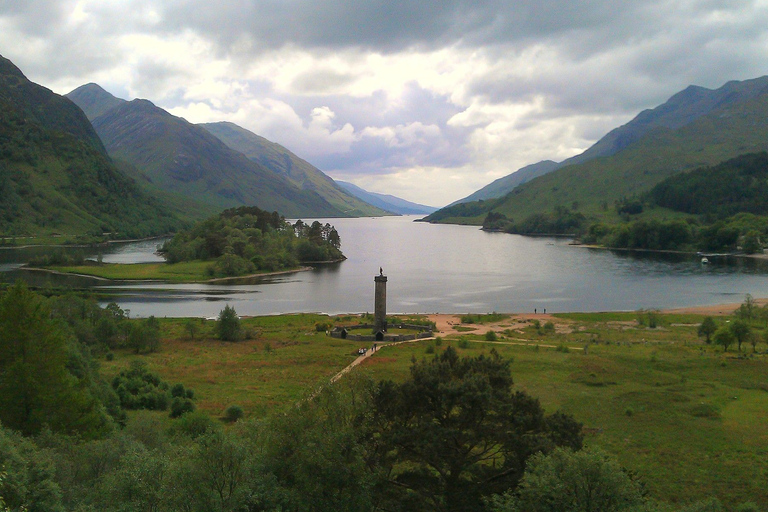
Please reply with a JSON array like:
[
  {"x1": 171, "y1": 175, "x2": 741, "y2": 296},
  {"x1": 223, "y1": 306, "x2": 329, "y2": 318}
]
[
  {"x1": 424, "y1": 75, "x2": 768, "y2": 226},
  {"x1": 649, "y1": 152, "x2": 768, "y2": 217},
  {"x1": 0, "y1": 55, "x2": 183, "y2": 237}
]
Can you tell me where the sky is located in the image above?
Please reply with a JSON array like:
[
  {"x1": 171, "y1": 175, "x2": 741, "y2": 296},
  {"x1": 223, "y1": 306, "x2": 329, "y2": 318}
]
[{"x1": 2, "y1": 1, "x2": 768, "y2": 207}]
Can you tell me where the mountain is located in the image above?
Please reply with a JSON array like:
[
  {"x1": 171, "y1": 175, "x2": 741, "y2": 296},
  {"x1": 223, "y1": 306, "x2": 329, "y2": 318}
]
[
  {"x1": 199, "y1": 121, "x2": 388, "y2": 217},
  {"x1": 448, "y1": 160, "x2": 560, "y2": 206},
  {"x1": 424, "y1": 76, "x2": 768, "y2": 225},
  {"x1": 336, "y1": 181, "x2": 437, "y2": 215},
  {"x1": 449, "y1": 76, "x2": 768, "y2": 206},
  {"x1": 66, "y1": 87, "x2": 343, "y2": 218},
  {"x1": 66, "y1": 83, "x2": 125, "y2": 120},
  {"x1": 0, "y1": 55, "x2": 182, "y2": 237}
]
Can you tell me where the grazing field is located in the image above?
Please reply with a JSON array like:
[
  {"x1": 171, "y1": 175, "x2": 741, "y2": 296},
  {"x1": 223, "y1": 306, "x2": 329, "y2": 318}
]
[{"x1": 103, "y1": 309, "x2": 768, "y2": 509}]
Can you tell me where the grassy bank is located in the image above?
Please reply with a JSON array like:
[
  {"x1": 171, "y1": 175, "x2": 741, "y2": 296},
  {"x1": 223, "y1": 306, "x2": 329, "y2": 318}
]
[
  {"x1": 103, "y1": 311, "x2": 768, "y2": 509},
  {"x1": 47, "y1": 261, "x2": 307, "y2": 283}
]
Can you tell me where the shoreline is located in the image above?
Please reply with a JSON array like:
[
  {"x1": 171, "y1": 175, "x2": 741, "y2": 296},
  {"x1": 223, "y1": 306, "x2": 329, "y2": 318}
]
[
  {"x1": 0, "y1": 234, "x2": 172, "y2": 251},
  {"x1": 20, "y1": 264, "x2": 316, "y2": 284}
]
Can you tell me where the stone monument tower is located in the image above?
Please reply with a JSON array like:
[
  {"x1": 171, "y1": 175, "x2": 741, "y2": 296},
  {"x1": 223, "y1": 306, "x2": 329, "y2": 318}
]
[{"x1": 374, "y1": 269, "x2": 387, "y2": 333}]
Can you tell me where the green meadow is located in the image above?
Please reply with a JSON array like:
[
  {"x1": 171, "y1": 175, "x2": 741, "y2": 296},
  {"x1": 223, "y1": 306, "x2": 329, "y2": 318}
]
[{"x1": 104, "y1": 310, "x2": 768, "y2": 509}]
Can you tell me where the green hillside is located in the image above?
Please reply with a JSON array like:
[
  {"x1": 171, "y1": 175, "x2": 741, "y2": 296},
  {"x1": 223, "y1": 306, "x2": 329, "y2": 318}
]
[
  {"x1": 0, "y1": 55, "x2": 183, "y2": 238},
  {"x1": 426, "y1": 85, "x2": 768, "y2": 227},
  {"x1": 88, "y1": 100, "x2": 342, "y2": 218},
  {"x1": 200, "y1": 122, "x2": 389, "y2": 217}
]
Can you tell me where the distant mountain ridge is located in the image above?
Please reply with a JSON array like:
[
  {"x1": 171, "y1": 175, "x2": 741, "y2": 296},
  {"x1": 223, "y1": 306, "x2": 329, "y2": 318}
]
[
  {"x1": 449, "y1": 76, "x2": 768, "y2": 206},
  {"x1": 67, "y1": 85, "x2": 342, "y2": 218},
  {"x1": 336, "y1": 181, "x2": 438, "y2": 215},
  {"x1": 67, "y1": 84, "x2": 386, "y2": 218},
  {"x1": 0, "y1": 55, "x2": 182, "y2": 237},
  {"x1": 199, "y1": 122, "x2": 388, "y2": 217},
  {"x1": 426, "y1": 75, "x2": 768, "y2": 224}
]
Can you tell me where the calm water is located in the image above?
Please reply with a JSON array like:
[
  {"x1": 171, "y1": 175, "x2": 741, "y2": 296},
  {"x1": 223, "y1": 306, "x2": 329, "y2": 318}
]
[{"x1": 2, "y1": 216, "x2": 768, "y2": 317}]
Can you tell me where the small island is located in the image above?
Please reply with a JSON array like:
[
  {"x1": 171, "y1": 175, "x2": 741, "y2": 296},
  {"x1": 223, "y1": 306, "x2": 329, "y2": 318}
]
[{"x1": 38, "y1": 206, "x2": 345, "y2": 283}]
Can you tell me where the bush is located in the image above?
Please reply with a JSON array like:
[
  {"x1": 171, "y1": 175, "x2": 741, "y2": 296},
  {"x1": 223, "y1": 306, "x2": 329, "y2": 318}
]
[
  {"x1": 224, "y1": 405, "x2": 244, "y2": 423},
  {"x1": 425, "y1": 344, "x2": 435, "y2": 354},
  {"x1": 171, "y1": 383, "x2": 186, "y2": 398},
  {"x1": 170, "y1": 397, "x2": 196, "y2": 418},
  {"x1": 168, "y1": 410, "x2": 219, "y2": 439},
  {"x1": 485, "y1": 330, "x2": 498, "y2": 341},
  {"x1": 457, "y1": 338, "x2": 470, "y2": 349}
]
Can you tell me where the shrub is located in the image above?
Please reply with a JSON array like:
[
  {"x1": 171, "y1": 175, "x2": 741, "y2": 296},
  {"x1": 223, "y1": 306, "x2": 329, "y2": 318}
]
[
  {"x1": 485, "y1": 330, "x2": 498, "y2": 341},
  {"x1": 171, "y1": 383, "x2": 186, "y2": 398},
  {"x1": 457, "y1": 338, "x2": 470, "y2": 349},
  {"x1": 543, "y1": 321, "x2": 555, "y2": 333},
  {"x1": 224, "y1": 405, "x2": 244, "y2": 423},
  {"x1": 170, "y1": 397, "x2": 196, "y2": 418},
  {"x1": 168, "y1": 410, "x2": 219, "y2": 439},
  {"x1": 425, "y1": 344, "x2": 435, "y2": 354}
]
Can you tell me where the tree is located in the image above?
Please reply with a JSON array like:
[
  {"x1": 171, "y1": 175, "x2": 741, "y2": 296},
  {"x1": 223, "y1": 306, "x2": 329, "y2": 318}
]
[
  {"x1": 216, "y1": 305, "x2": 242, "y2": 342},
  {"x1": 185, "y1": 318, "x2": 201, "y2": 340},
  {"x1": 742, "y1": 230, "x2": 762, "y2": 254},
  {"x1": 488, "y1": 447, "x2": 647, "y2": 512},
  {"x1": 729, "y1": 319, "x2": 751, "y2": 352},
  {"x1": 713, "y1": 327, "x2": 735, "y2": 352},
  {"x1": 0, "y1": 282, "x2": 111, "y2": 437},
  {"x1": 736, "y1": 294, "x2": 756, "y2": 320},
  {"x1": 369, "y1": 346, "x2": 583, "y2": 511},
  {"x1": 697, "y1": 317, "x2": 717, "y2": 344}
]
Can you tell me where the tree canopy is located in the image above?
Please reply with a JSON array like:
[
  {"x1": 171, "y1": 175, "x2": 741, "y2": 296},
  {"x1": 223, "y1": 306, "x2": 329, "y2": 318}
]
[
  {"x1": 369, "y1": 346, "x2": 583, "y2": 511},
  {"x1": 161, "y1": 206, "x2": 344, "y2": 277}
]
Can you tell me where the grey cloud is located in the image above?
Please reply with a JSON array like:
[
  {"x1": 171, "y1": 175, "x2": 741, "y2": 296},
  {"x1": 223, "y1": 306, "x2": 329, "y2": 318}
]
[
  {"x1": 156, "y1": 0, "x2": 656, "y2": 54},
  {"x1": 289, "y1": 68, "x2": 359, "y2": 94}
]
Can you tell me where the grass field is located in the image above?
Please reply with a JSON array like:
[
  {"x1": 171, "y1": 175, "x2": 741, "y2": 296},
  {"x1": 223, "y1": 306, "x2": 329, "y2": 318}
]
[{"x1": 103, "y1": 311, "x2": 768, "y2": 509}]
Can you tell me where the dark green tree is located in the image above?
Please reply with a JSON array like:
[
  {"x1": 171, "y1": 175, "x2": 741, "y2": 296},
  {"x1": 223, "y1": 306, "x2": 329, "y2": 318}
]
[
  {"x1": 216, "y1": 305, "x2": 242, "y2": 342},
  {"x1": 369, "y1": 346, "x2": 583, "y2": 511},
  {"x1": 713, "y1": 327, "x2": 735, "y2": 352},
  {"x1": 0, "y1": 282, "x2": 112, "y2": 437},
  {"x1": 697, "y1": 317, "x2": 717, "y2": 344}
]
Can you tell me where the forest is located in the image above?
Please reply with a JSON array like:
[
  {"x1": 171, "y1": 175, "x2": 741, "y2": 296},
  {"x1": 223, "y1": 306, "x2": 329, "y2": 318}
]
[{"x1": 160, "y1": 206, "x2": 344, "y2": 277}]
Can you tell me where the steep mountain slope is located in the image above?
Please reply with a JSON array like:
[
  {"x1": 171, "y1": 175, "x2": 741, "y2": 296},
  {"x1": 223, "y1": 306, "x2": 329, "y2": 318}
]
[
  {"x1": 199, "y1": 121, "x2": 388, "y2": 216},
  {"x1": 81, "y1": 99, "x2": 342, "y2": 217},
  {"x1": 0, "y1": 55, "x2": 182, "y2": 237},
  {"x1": 425, "y1": 76, "x2": 768, "y2": 224},
  {"x1": 336, "y1": 181, "x2": 437, "y2": 215},
  {"x1": 67, "y1": 83, "x2": 126, "y2": 120},
  {"x1": 449, "y1": 76, "x2": 768, "y2": 206}
]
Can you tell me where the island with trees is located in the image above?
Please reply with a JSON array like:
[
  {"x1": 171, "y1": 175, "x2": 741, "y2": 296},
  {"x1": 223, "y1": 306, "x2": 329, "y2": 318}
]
[{"x1": 36, "y1": 205, "x2": 345, "y2": 282}]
